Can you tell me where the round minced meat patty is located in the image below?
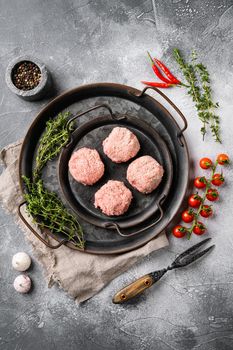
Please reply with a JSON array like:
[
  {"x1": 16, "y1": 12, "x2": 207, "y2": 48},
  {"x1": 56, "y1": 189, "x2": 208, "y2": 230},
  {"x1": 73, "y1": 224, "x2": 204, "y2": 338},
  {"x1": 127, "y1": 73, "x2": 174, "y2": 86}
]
[
  {"x1": 94, "y1": 180, "x2": 133, "y2": 216},
  {"x1": 103, "y1": 127, "x2": 140, "y2": 163},
  {"x1": 127, "y1": 155, "x2": 164, "y2": 194},
  {"x1": 68, "y1": 147, "x2": 105, "y2": 185}
]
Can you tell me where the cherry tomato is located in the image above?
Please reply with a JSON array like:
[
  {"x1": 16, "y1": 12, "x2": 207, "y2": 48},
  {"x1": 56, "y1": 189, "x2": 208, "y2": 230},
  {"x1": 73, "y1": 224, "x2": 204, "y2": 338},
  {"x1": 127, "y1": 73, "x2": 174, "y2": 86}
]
[
  {"x1": 194, "y1": 176, "x2": 207, "y2": 189},
  {"x1": 211, "y1": 173, "x2": 224, "y2": 187},
  {"x1": 193, "y1": 222, "x2": 206, "y2": 235},
  {"x1": 200, "y1": 205, "x2": 213, "y2": 218},
  {"x1": 199, "y1": 158, "x2": 213, "y2": 169},
  {"x1": 206, "y1": 188, "x2": 219, "y2": 201},
  {"x1": 217, "y1": 154, "x2": 230, "y2": 165},
  {"x1": 182, "y1": 209, "x2": 194, "y2": 223},
  {"x1": 188, "y1": 194, "x2": 202, "y2": 208},
  {"x1": 173, "y1": 225, "x2": 186, "y2": 238}
]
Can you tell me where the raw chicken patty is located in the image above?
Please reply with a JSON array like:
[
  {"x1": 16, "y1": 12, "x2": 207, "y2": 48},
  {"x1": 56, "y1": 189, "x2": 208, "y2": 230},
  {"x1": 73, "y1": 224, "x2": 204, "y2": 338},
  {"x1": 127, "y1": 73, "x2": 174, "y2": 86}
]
[
  {"x1": 69, "y1": 147, "x2": 105, "y2": 185},
  {"x1": 94, "y1": 180, "x2": 133, "y2": 216},
  {"x1": 127, "y1": 155, "x2": 164, "y2": 194},
  {"x1": 103, "y1": 127, "x2": 140, "y2": 163}
]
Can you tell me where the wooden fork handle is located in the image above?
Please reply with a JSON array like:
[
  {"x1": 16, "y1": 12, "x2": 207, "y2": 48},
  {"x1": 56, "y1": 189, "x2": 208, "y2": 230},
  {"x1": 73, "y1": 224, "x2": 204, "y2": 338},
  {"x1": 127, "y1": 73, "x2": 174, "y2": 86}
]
[{"x1": 112, "y1": 274, "x2": 154, "y2": 304}]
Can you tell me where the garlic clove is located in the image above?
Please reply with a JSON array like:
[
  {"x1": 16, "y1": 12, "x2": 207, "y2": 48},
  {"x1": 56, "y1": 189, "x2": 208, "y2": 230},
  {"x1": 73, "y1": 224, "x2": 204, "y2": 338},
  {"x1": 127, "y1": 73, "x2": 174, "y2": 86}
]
[
  {"x1": 12, "y1": 252, "x2": 31, "y2": 272},
  {"x1": 13, "y1": 274, "x2": 32, "y2": 293}
]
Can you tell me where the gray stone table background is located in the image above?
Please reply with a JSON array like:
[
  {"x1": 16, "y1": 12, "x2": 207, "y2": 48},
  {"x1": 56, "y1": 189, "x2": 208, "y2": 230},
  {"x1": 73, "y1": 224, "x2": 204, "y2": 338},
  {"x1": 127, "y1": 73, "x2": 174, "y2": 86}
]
[{"x1": 0, "y1": 0, "x2": 233, "y2": 349}]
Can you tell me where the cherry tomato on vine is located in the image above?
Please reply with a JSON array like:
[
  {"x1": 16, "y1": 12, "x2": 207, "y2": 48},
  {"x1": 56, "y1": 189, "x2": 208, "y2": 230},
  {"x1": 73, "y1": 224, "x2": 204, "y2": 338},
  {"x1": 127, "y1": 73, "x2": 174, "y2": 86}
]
[
  {"x1": 193, "y1": 222, "x2": 206, "y2": 235},
  {"x1": 200, "y1": 205, "x2": 213, "y2": 218},
  {"x1": 188, "y1": 194, "x2": 202, "y2": 208},
  {"x1": 206, "y1": 188, "x2": 219, "y2": 201},
  {"x1": 199, "y1": 158, "x2": 212, "y2": 169},
  {"x1": 217, "y1": 154, "x2": 230, "y2": 165},
  {"x1": 211, "y1": 173, "x2": 224, "y2": 187},
  {"x1": 194, "y1": 176, "x2": 207, "y2": 189},
  {"x1": 172, "y1": 225, "x2": 186, "y2": 238},
  {"x1": 182, "y1": 209, "x2": 194, "y2": 223}
]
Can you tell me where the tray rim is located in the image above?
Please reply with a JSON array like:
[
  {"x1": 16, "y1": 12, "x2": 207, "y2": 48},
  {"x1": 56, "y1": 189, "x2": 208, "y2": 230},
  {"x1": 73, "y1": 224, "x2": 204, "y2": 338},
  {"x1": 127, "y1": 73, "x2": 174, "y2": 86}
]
[{"x1": 18, "y1": 82, "x2": 190, "y2": 254}]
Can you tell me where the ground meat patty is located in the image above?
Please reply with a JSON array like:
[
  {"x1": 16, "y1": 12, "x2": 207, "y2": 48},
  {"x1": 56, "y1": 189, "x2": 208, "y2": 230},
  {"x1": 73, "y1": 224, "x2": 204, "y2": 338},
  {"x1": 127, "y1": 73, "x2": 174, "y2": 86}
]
[
  {"x1": 94, "y1": 180, "x2": 133, "y2": 216},
  {"x1": 103, "y1": 127, "x2": 140, "y2": 163},
  {"x1": 69, "y1": 147, "x2": 104, "y2": 185},
  {"x1": 127, "y1": 155, "x2": 164, "y2": 194}
]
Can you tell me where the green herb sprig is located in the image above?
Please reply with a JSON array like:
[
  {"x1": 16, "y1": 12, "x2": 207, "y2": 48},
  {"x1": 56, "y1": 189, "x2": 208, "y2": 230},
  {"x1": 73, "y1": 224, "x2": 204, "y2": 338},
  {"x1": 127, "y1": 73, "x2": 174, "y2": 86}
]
[
  {"x1": 23, "y1": 177, "x2": 84, "y2": 248},
  {"x1": 33, "y1": 112, "x2": 72, "y2": 181},
  {"x1": 173, "y1": 48, "x2": 221, "y2": 143},
  {"x1": 23, "y1": 112, "x2": 85, "y2": 249}
]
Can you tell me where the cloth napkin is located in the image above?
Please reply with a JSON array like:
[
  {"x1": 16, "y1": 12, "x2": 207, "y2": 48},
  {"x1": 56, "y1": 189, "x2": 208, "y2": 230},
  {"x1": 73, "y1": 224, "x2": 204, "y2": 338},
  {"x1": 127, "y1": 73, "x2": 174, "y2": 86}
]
[{"x1": 0, "y1": 140, "x2": 169, "y2": 303}]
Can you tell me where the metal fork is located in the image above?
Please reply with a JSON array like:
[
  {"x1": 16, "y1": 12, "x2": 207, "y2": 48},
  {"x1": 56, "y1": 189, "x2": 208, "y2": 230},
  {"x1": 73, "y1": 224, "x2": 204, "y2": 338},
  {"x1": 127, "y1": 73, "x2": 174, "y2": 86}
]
[{"x1": 113, "y1": 238, "x2": 215, "y2": 304}]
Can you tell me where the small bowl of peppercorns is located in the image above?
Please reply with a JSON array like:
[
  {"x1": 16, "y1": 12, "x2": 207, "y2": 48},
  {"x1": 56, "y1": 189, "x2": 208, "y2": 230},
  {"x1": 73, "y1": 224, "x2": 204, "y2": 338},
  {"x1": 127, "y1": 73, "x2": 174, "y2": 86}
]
[{"x1": 5, "y1": 56, "x2": 51, "y2": 101}]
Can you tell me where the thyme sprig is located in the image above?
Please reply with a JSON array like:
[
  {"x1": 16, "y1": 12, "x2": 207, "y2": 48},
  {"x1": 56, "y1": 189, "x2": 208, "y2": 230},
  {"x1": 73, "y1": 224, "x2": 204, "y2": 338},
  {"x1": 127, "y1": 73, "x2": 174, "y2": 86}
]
[
  {"x1": 23, "y1": 112, "x2": 85, "y2": 249},
  {"x1": 173, "y1": 48, "x2": 221, "y2": 143},
  {"x1": 23, "y1": 177, "x2": 84, "y2": 248},
  {"x1": 33, "y1": 112, "x2": 72, "y2": 181}
]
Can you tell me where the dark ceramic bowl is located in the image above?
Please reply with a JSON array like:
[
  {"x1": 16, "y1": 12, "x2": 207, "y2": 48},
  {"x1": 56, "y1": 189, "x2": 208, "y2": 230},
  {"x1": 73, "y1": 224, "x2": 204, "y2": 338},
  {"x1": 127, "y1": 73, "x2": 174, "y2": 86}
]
[{"x1": 5, "y1": 55, "x2": 51, "y2": 101}]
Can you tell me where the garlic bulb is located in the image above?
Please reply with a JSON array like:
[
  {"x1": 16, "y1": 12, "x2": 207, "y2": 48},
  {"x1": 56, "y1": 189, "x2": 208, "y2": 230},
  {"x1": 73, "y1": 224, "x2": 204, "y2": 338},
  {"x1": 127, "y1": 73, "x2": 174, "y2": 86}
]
[
  {"x1": 12, "y1": 252, "x2": 31, "y2": 271},
  {"x1": 13, "y1": 274, "x2": 32, "y2": 293}
]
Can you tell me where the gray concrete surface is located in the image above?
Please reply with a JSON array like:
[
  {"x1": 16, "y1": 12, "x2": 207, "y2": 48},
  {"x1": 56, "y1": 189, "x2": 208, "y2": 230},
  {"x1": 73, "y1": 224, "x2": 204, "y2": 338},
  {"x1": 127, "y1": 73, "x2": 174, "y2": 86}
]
[{"x1": 0, "y1": 0, "x2": 233, "y2": 349}]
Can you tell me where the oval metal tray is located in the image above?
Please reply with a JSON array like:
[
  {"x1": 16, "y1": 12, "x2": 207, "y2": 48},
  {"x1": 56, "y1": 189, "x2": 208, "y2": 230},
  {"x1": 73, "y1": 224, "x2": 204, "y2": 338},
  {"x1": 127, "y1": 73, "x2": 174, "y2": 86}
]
[
  {"x1": 58, "y1": 113, "x2": 173, "y2": 229},
  {"x1": 19, "y1": 83, "x2": 189, "y2": 254}
]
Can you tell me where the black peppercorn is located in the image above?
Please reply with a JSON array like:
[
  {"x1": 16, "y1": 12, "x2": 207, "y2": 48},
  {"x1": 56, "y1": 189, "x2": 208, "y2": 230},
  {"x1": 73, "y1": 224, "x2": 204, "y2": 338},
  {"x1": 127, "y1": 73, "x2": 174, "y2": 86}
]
[{"x1": 12, "y1": 61, "x2": 41, "y2": 90}]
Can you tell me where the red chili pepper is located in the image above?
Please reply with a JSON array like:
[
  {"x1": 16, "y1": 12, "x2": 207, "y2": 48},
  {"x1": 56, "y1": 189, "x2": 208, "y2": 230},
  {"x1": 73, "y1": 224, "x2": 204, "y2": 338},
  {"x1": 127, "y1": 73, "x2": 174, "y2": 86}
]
[
  {"x1": 147, "y1": 51, "x2": 172, "y2": 84},
  {"x1": 154, "y1": 58, "x2": 180, "y2": 84},
  {"x1": 141, "y1": 81, "x2": 175, "y2": 88}
]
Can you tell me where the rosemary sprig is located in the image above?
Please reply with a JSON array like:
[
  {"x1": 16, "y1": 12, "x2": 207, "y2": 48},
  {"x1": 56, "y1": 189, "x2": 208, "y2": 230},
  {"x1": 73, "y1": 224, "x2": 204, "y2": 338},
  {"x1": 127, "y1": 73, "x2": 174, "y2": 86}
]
[
  {"x1": 173, "y1": 48, "x2": 221, "y2": 143},
  {"x1": 23, "y1": 112, "x2": 85, "y2": 249}
]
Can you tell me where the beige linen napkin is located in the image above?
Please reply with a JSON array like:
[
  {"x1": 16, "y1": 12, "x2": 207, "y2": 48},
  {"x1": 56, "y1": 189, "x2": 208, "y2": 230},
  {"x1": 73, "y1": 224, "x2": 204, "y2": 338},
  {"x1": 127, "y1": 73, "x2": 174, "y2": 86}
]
[{"x1": 0, "y1": 141, "x2": 169, "y2": 303}]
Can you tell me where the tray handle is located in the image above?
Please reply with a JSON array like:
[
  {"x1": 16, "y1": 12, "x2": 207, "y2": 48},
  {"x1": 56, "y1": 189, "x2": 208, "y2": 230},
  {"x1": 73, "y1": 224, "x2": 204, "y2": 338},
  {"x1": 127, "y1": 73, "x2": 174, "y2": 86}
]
[
  {"x1": 18, "y1": 201, "x2": 68, "y2": 249},
  {"x1": 66, "y1": 103, "x2": 123, "y2": 147},
  {"x1": 66, "y1": 103, "x2": 122, "y2": 131},
  {"x1": 131, "y1": 86, "x2": 188, "y2": 147},
  {"x1": 104, "y1": 194, "x2": 166, "y2": 237}
]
